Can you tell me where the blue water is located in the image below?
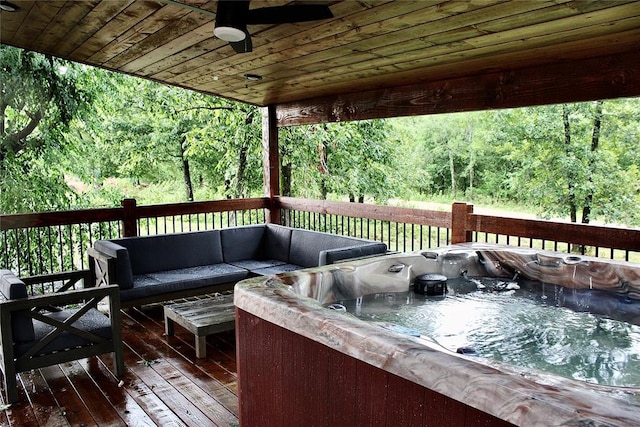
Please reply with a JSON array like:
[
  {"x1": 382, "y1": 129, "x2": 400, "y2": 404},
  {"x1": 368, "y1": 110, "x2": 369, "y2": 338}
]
[{"x1": 328, "y1": 277, "x2": 640, "y2": 387}]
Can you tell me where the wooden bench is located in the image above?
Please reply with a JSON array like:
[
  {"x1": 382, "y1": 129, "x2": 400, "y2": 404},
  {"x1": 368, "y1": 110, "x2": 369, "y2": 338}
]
[{"x1": 163, "y1": 293, "x2": 235, "y2": 358}]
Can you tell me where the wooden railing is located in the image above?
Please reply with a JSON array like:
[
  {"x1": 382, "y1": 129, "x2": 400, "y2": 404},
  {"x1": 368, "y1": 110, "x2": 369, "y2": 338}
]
[
  {"x1": 452, "y1": 203, "x2": 640, "y2": 262},
  {"x1": 0, "y1": 198, "x2": 270, "y2": 277},
  {"x1": 275, "y1": 197, "x2": 452, "y2": 252},
  {"x1": 3, "y1": 196, "x2": 640, "y2": 278}
]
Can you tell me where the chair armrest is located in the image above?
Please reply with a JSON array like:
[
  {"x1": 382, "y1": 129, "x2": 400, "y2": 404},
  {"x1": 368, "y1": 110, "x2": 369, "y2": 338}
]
[
  {"x1": 0, "y1": 284, "x2": 120, "y2": 313},
  {"x1": 22, "y1": 270, "x2": 92, "y2": 293}
]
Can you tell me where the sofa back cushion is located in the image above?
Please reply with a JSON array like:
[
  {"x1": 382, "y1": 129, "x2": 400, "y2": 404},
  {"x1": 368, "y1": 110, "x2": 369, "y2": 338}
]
[
  {"x1": 263, "y1": 224, "x2": 293, "y2": 263},
  {"x1": 111, "y1": 230, "x2": 223, "y2": 275},
  {"x1": 320, "y1": 242, "x2": 387, "y2": 266},
  {"x1": 220, "y1": 225, "x2": 266, "y2": 262},
  {"x1": 0, "y1": 270, "x2": 35, "y2": 343},
  {"x1": 289, "y1": 229, "x2": 382, "y2": 268}
]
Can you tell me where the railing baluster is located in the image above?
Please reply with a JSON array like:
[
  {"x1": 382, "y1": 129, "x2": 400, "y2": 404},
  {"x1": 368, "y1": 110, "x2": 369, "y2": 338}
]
[
  {"x1": 78, "y1": 224, "x2": 84, "y2": 270},
  {"x1": 66, "y1": 224, "x2": 73, "y2": 271},
  {"x1": 14, "y1": 230, "x2": 22, "y2": 275},
  {"x1": 36, "y1": 227, "x2": 43, "y2": 274}
]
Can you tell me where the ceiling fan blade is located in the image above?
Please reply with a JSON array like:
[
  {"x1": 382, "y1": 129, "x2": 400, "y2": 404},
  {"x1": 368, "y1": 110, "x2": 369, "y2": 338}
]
[
  {"x1": 246, "y1": 4, "x2": 333, "y2": 25},
  {"x1": 230, "y1": 30, "x2": 253, "y2": 53}
]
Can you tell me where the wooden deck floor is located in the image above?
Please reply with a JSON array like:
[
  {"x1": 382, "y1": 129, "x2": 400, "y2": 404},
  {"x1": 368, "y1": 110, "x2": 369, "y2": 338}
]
[{"x1": 0, "y1": 305, "x2": 239, "y2": 427}]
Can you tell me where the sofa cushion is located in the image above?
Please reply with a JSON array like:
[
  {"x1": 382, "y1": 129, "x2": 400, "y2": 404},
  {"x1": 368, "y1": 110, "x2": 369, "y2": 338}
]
[
  {"x1": 229, "y1": 259, "x2": 286, "y2": 272},
  {"x1": 0, "y1": 270, "x2": 35, "y2": 343},
  {"x1": 262, "y1": 224, "x2": 292, "y2": 263},
  {"x1": 15, "y1": 307, "x2": 112, "y2": 357},
  {"x1": 220, "y1": 225, "x2": 266, "y2": 262},
  {"x1": 320, "y1": 243, "x2": 388, "y2": 265},
  {"x1": 93, "y1": 240, "x2": 134, "y2": 290},
  {"x1": 110, "y1": 230, "x2": 223, "y2": 275},
  {"x1": 120, "y1": 264, "x2": 247, "y2": 302},
  {"x1": 289, "y1": 229, "x2": 385, "y2": 268},
  {"x1": 251, "y1": 263, "x2": 304, "y2": 276}
]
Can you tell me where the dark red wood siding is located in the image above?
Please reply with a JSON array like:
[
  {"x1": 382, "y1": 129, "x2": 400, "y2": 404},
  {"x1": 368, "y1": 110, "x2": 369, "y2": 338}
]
[{"x1": 236, "y1": 308, "x2": 515, "y2": 426}]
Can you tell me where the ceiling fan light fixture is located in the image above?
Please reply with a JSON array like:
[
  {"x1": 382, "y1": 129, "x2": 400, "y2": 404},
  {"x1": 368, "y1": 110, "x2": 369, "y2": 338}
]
[
  {"x1": 0, "y1": 1, "x2": 20, "y2": 12},
  {"x1": 214, "y1": 26, "x2": 245, "y2": 42},
  {"x1": 244, "y1": 73, "x2": 262, "y2": 81}
]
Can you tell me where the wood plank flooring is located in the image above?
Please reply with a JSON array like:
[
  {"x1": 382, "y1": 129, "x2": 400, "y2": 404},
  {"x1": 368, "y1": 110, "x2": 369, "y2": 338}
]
[{"x1": 0, "y1": 305, "x2": 239, "y2": 427}]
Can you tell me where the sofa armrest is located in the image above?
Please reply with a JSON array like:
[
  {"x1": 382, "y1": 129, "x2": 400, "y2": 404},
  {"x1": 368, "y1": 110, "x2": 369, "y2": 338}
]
[
  {"x1": 319, "y1": 242, "x2": 387, "y2": 266},
  {"x1": 89, "y1": 242, "x2": 134, "y2": 289}
]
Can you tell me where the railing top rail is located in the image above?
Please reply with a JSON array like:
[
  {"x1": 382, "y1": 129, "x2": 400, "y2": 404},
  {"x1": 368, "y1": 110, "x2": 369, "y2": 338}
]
[
  {"x1": 0, "y1": 198, "x2": 271, "y2": 231},
  {"x1": 133, "y1": 197, "x2": 270, "y2": 219},
  {"x1": 276, "y1": 197, "x2": 451, "y2": 228},
  {"x1": 0, "y1": 207, "x2": 122, "y2": 230},
  {"x1": 468, "y1": 213, "x2": 640, "y2": 251}
]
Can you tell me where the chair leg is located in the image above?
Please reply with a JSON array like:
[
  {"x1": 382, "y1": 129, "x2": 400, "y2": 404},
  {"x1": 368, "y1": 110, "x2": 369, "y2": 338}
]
[
  {"x1": 3, "y1": 368, "x2": 18, "y2": 404},
  {"x1": 113, "y1": 342, "x2": 125, "y2": 377}
]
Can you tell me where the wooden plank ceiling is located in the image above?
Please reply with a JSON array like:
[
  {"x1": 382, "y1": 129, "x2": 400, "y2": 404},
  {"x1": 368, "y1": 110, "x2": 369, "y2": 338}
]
[{"x1": 1, "y1": 0, "x2": 639, "y2": 108}]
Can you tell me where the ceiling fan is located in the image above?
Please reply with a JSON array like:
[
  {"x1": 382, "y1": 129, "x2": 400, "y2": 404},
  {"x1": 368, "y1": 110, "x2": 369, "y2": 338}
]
[{"x1": 213, "y1": 0, "x2": 333, "y2": 53}]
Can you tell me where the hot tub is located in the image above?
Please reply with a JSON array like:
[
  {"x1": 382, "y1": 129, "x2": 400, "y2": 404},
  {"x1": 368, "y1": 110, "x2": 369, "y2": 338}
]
[{"x1": 234, "y1": 244, "x2": 640, "y2": 426}]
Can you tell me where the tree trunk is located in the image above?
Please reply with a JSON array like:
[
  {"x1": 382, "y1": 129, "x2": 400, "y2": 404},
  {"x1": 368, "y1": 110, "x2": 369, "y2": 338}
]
[
  {"x1": 448, "y1": 145, "x2": 456, "y2": 196},
  {"x1": 281, "y1": 162, "x2": 292, "y2": 196},
  {"x1": 233, "y1": 110, "x2": 254, "y2": 198},
  {"x1": 224, "y1": 179, "x2": 232, "y2": 199},
  {"x1": 235, "y1": 142, "x2": 247, "y2": 198},
  {"x1": 320, "y1": 179, "x2": 328, "y2": 200},
  {"x1": 581, "y1": 100, "x2": 603, "y2": 224},
  {"x1": 179, "y1": 136, "x2": 194, "y2": 202},
  {"x1": 562, "y1": 105, "x2": 577, "y2": 223},
  {"x1": 319, "y1": 139, "x2": 329, "y2": 200}
]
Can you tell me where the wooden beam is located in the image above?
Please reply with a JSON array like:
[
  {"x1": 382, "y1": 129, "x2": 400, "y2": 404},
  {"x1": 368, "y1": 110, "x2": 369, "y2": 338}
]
[
  {"x1": 262, "y1": 105, "x2": 281, "y2": 223},
  {"x1": 451, "y1": 202, "x2": 473, "y2": 244},
  {"x1": 276, "y1": 51, "x2": 640, "y2": 127},
  {"x1": 121, "y1": 198, "x2": 138, "y2": 237}
]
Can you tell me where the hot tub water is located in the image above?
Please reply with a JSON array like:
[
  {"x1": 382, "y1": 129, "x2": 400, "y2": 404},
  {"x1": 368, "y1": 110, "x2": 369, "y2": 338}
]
[{"x1": 328, "y1": 277, "x2": 640, "y2": 387}]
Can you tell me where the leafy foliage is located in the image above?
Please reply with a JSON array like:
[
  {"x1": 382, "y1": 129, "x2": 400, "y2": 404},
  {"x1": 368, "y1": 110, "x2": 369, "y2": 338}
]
[
  {"x1": 3, "y1": 44, "x2": 640, "y2": 227},
  {"x1": 395, "y1": 100, "x2": 640, "y2": 225},
  {"x1": 0, "y1": 45, "x2": 89, "y2": 213},
  {"x1": 280, "y1": 119, "x2": 401, "y2": 202}
]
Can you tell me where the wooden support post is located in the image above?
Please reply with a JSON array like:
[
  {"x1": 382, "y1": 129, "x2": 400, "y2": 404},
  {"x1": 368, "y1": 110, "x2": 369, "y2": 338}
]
[
  {"x1": 121, "y1": 198, "x2": 138, "y2": 237},
  {"x1": 451, "y1": 202, "x2": 473, "y2": 244},
  {"x1": 262, "y1": 105, "x2": 281, "y2": 224}
]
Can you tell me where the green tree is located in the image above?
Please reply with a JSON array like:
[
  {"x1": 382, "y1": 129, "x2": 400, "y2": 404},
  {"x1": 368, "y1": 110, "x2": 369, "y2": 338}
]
[
  {"x1": 69, "y1": 69, "x2": 262, "y2": 202},
  {"x1": 186, "y1": 102, "x2": 262, "y2": 199},
  {"x1": 280, "y1": 119, "x2": 400, "y2": 202},
  {"x1": 487, "y1": 101, "x2": 640, "y2": 225},
  {"x1": 0, "y1": 46, "x2": 90, "y2": 213},
  {"x1": 397, "y1": 113, "x2": 481, "y2": 198}
]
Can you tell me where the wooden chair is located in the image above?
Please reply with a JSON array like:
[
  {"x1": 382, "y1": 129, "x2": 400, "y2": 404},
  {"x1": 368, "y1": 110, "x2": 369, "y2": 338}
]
[{"x1": 0, "y1": 269, "x2": 124, "y2": 404}]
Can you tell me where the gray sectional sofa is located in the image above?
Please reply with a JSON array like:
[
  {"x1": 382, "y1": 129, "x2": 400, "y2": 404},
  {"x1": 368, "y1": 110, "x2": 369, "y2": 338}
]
[{"x1": 88, "y1": 224, "x2": 387, "y2": 307}]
